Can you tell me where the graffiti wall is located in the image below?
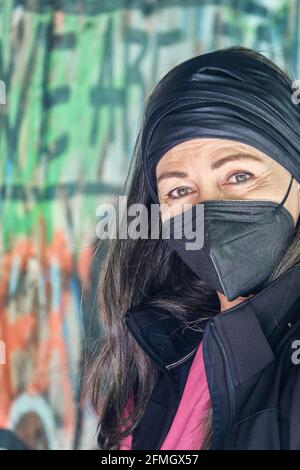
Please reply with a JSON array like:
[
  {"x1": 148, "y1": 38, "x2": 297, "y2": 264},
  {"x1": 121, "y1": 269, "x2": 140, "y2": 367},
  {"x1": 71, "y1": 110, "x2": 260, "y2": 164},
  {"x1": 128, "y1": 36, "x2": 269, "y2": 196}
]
[{"x1": 0, "y1": 0, "x2": 299, "y2": 449}]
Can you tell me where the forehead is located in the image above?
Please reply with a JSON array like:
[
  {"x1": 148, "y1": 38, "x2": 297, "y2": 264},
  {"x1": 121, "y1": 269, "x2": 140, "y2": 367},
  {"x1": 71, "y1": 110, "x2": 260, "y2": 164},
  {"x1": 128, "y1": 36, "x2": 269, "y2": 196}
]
[{"x1": 156, "y1": 138, "x2": 270, "y2": 166}]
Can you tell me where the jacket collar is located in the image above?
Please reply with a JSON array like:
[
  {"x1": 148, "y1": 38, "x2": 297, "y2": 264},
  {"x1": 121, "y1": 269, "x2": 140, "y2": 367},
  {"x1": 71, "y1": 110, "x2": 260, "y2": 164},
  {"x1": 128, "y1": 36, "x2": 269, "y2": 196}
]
[
  {"x1": 248, "y1": 261, "x2": 300, "y2": 340},
  {"x1": 124, "y1": 261, "x2": 300, "y2": 371},
  {"x1": 124, "y1": 305, "x2": 207, "y2": 370}
]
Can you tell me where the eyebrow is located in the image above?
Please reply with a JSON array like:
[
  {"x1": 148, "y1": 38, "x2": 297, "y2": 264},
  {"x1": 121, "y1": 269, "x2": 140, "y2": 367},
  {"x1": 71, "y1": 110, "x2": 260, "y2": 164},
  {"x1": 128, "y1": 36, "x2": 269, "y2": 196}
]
[
  {"x1": 156, "y1": 154, "x2": 263, "y2": 184},
  {"x1": 211, "y1": 153, "x2": 263, "y2": 170}
]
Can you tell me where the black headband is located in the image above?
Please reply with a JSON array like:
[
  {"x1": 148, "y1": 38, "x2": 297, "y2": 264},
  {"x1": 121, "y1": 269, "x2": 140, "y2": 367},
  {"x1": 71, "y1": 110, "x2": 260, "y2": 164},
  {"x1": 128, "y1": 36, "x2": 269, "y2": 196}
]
[{"x1": 141, "y1": 49, "x2": 300, "y2": 203}]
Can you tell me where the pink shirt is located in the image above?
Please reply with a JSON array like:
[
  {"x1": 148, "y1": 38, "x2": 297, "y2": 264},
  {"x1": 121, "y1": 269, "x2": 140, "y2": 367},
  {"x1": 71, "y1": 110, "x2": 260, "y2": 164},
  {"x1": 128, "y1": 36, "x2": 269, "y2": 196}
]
[{"x1": 119, "y1": 340, "x2": 211, "y2": 450}]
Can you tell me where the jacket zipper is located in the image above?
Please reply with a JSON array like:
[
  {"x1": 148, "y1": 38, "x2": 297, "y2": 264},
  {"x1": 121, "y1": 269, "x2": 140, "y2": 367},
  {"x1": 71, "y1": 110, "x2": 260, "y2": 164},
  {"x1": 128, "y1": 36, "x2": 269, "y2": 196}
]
[
  {"x1": 210, "y1": 320, "x2": 236, "y2": 449},
  {"x1": 155, "y1": 346, "x2": 200, "y2": 449},
  {"x1": 152, "y1": 365, "x2": 176, "y2": 450},
  {"x1": 166, "y1": 345, "x2": 199, "y2": 370}
]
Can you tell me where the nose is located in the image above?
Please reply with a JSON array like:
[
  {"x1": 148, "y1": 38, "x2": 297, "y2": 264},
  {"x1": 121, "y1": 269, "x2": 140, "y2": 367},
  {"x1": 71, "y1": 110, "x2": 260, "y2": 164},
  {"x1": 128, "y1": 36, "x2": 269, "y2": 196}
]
[{"x1": 197, "y1": 179, "x2": 222, "y2": 203}]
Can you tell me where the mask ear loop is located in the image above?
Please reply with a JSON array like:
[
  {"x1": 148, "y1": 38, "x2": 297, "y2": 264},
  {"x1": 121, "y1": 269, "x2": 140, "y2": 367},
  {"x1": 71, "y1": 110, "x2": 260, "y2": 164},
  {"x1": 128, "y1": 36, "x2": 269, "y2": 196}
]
[
  {"x1": 254, "y1": 174, "x2": 294, "y2": 225},
  {"x1": 272, "y1": 173, "x2": 294, "y2": 215}
]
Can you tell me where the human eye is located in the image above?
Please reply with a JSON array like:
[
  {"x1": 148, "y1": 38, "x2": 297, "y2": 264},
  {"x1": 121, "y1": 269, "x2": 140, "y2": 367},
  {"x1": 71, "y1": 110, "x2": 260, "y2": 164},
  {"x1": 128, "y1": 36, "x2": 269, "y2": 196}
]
[
  {"x1": 225, "y1": 171, "x2": 254, "y2": 185},
  {"x1": 167, "y1": 186, "x2": 195, "y2": 200}
]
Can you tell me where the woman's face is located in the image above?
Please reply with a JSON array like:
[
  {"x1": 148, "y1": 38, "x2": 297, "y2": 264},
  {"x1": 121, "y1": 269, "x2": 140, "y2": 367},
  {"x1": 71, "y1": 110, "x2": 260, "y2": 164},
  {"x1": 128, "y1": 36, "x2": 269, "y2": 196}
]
[{"x1": 156, "y1": 138, "x2": 300, "y2": 224}]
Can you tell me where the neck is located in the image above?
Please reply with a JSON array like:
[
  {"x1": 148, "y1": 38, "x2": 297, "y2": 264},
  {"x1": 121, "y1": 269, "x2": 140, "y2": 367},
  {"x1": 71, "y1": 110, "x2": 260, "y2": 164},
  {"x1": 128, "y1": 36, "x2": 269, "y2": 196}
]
[{"x1": 217, "y1": 291, "x2": 253, "y2": 312}]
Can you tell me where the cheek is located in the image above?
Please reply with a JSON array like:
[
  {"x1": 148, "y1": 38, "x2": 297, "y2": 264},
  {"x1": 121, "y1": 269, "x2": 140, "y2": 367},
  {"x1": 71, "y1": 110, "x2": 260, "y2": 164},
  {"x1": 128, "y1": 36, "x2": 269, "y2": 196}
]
[
  {"x1": 159, "y1": 203, "x2": 186, "y2": 224},
  {"x1": 285, "y1": 193, "x2": 299, "y2": 227}
]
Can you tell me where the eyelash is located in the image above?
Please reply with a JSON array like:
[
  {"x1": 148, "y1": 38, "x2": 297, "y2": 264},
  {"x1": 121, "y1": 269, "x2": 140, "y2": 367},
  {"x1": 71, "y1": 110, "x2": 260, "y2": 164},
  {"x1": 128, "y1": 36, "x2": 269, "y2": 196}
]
[
  {"x1": 166, "y1": 171, "x2": 254, "y2": 200},
  {"x1": 225, "y1": 170, "x2": 254, "y2": 186}
]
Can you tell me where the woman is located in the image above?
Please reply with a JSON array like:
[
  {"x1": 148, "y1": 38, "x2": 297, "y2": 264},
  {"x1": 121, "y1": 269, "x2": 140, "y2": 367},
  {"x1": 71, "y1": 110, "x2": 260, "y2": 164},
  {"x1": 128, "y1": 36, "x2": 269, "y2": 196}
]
[{"x1": 89, "y1": 46, "x2": 300, "y2": 450}]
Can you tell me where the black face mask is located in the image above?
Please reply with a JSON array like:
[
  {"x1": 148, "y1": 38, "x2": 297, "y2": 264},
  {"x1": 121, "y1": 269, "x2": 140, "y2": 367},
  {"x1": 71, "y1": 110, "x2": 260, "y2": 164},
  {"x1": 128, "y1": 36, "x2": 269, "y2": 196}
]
[{"x1": 163, "y1": 175, "x2": 296, "y2": 301}]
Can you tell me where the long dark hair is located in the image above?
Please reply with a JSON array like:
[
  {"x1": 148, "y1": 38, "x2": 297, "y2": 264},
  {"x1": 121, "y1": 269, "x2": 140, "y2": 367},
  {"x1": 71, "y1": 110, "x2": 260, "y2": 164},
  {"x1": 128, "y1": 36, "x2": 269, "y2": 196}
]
[{"x1": 87, "y1": 46, "x2": 300, "y2": 450}]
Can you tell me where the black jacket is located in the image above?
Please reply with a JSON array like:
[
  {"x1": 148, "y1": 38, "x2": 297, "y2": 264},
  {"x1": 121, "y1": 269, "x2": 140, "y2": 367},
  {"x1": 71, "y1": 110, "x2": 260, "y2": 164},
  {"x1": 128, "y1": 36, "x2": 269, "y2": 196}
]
[{"x1": 124, "y1": 262, "x2": 300, "y2": 450}]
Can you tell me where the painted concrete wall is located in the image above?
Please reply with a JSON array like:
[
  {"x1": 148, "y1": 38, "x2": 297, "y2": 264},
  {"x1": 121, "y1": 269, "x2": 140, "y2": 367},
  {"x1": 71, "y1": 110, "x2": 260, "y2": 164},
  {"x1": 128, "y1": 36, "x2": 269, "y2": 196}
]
[{"x1": 0, "y1": 0, "x2": 299, "y2": 449}]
